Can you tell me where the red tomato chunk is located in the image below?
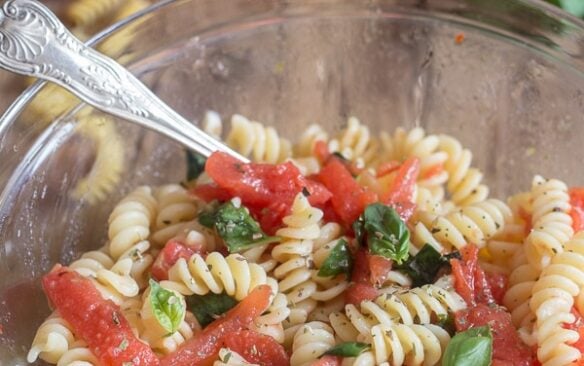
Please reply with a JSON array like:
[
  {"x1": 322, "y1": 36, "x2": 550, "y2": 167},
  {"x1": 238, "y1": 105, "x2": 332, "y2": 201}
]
[
  {"x1": 151, "y1": 240, "x2": 201, "y2": 281},
  {"x1": 42, "y1": 266, "x2": 159, "y2": 366},
  {"x1": 161, "y1": 285, "x2": 272, "y2": 366},
  {"x1": 221, "y1": 330, "x2": 289, "y2": 366}
]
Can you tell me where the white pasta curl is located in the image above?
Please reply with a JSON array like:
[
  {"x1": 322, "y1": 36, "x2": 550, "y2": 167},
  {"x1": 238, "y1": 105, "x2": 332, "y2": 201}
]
[
  {"x1": 66, "y1": 0, "x2": 125, "y2": 27},
  {"x1": 250, "y1": 292, "x2": 291, "y2": 344},
  {"x1": 151, "y1": 184, "x2": 199, "y2": 246},
  {"x1": 370, "y1": 323, "x2": 450, "y2": 366},
  {"x1": 439, "y1": 134, "x2": 489, "y2": 206},
  {"x1": 272, "y1": 193, "x2": 323, "y2": 325},
  {"x1": 294, "y1": 124, "x2": 329, "y2": 157},
  {"x1": 107, "y1": 186, "x2": 157, "y2": 259},
  {"x1": 226, "y1": 114, "x2": 292, "y2": 163},
  {"x1": 162, "y1": 252, "x2": 277, "y2": 301},
  {"x1": 27, "y1": 312, "x2": 76, "y2": 364},
  {"x1": 411, "y1": 199, "x2": 511, "y2": 253},
  {"x1": 290, "y1": 321, "x2": 336, "y2": 366},
  {"x1": 530, "y1": 232, "x2": 584, "y2": 366},
  {"x1": 525, "y1": 175, "x2": 573, "y2": 270},
  {"x1": 311, "y1": 222, "x2": 350, "y2": 301},
  {"x1": 56, "y1": 343, "x2": 98, "y2": 366},
  {"x1": 328, "y1": 117, "x2": 379, "y2": 167}
]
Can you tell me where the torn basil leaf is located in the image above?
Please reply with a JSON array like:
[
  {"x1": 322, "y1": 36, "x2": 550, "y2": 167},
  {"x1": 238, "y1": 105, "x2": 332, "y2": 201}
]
[
  {"x1": 324, "y1": 342, "x2": 370, "y2": 357},
  {"x1": 394, "y1": 244, "x2": 459, "y2": 287},
  {"x1": 186, "y1": 292, "x2": 238, "y2": 327},
  {"x1": 186, "y1": 150, "x2": 207, "y2": 181},
  {"x1": 353, "y1": 203, "x2": 410, "y2": 264},
  {"x1": 443, "y1": 326, "x2": 492, "y2": 366},
  {"x1": 148, "y1": 279, "x2": 186, "y2": 334},
  {"x1": 198, "y1": 201, "x2": 279, "y2": 252},
  {"x1": 317, "y1": 239, "x2": 353, "y2": 278}
]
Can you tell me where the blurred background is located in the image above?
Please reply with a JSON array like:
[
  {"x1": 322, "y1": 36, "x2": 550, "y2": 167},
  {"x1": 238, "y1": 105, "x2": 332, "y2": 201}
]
[{"x1": 0, "y1": 0, "x2": 580, "y2": 115}]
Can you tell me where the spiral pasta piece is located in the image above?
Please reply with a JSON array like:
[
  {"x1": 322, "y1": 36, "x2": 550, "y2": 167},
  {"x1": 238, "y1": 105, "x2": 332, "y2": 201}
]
[
  {"x1": 332, "y1": 285, "x2": 465, "y2": 342},
  {"x1": 294, "y1": 124, "x2": 329, "y2": 157},
  {"x1": 328, "y1": 117, "x2": 379, "y2": 167},
  {"x1": 250, "y1": 292, "x2": 291, "y2": 344},
  {"x1": 71, "y1": 116, "x2": 125, "y2": 205},
  {"x1": 66, "y1": 0, "x2": 125, "y2": 27},
  {"x1": 370, "y1": 323, "x2": 450, "y2": 366},
  {"x1": 272, "y1": 193, "x2": 323, "y2": 324},
  {"x1": 411, "y1": 199, "x2": 512, "y2": 253},
  {"x1": 151, "y1": 184, "x2": 198, "y2": 246},
  {"x1": 107, "y1": 186, "x2": 157, "y2": 260},
  {"x1": 226, "y1": 114, "x2": 292, "y2": 163},
  {"x1": 439, "y1": 134, "x2": 489, "y2": 206},
  {"x1": 311, "y1": 222, "x2": 350, "y2": 301},
  {"x1": 525, "y1": 175, "x2": 573, "y2": 270},
  {"x1": 56, "y1": 343, "x2": 98, "y2": 366},
  {"x1": 380, "y1": 127, "x2": 449, "y2": 202},
  {"x1": 290, "y1": 321, "x2": 336, "y2": 366},
  {"x1": 529, "y1": 232, "x2": 584, "y2": 366},
  {"x1": 27, "y1": 312, "x2": 76, "y2": 364},
  {"x1": 163, "y1": 252, "x2": 275, "y2": 301}
]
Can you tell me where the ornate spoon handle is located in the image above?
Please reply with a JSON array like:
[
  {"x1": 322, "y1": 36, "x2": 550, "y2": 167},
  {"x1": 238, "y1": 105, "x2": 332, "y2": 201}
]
[{"x1": 0, "y1": 0, "x2": 248, "y2": 161}]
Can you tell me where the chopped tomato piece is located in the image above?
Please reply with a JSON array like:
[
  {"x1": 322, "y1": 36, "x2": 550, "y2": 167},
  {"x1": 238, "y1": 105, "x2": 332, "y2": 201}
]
[
  {"x1": 192, "y1": 184, "x2": 231, "y2": 203},
  {"x1": 42, "y1": 266, "x2": 159, "y2": 366},
  {"x1": 314, "y1": 140, "x2": 331, "y2": 164},
  {"x1": 310, "y1": 355, "x2": 342, "y2": 366},
  {"x1": 318, "y1": 158, "x2": 378, "y2": 226},
  {"x1": 420, "y1": 163, "x2": 444, "y2": 180},
  {"x1": 450, "y1": 245, "x2": 495, "y2": 306},
  {"x1": 570, "y1": 188, "x2": 584, "y2": 232},
  {"x1": 151, "y1": 240, "x2": 201, "y2": 281},
  {"x1": 382, "y1": 157, "x2": 419, "y2": 221},
  {"x1": 345, "y1": 282, "x2": 379, "y2": 306},
  {"x1": 204, "y1": 152, "x2": 331, "y2": 232},
  {"x1": 485, "y1": 271, "x2": 508, "y2": 306},
  {"x1": 221, "y1": 330, "x2": 289, "y2": 366},
  {"x1": 376, "y1": 161, "x2": 401, "y2": 178},
  {"x1": 368, "y1": 255, "x2": 392, "y2": 287},
  {"x1": 161, "y1": 285, "x2": 272, "y2": 366},
  {"x1": 455, "y1": 304, "x2": 536, "y2": 366}
]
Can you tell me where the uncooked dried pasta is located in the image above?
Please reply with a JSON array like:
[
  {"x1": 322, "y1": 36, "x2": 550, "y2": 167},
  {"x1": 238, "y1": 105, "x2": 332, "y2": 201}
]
[{"x1": 32, "y1": 117, "x2": 584, "y2": 365}]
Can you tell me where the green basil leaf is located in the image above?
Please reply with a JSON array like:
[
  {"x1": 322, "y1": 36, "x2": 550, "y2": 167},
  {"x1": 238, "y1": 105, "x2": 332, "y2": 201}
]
[
  {"x1": 394, "y1": 244, "x2": 459, "y2": 287},
  {"x1": 198, "y1": 201, "x2": 279, "y2": 252},
  {"x1": 443, "y1": 326, "x2": 492, "y2": 366},
  {"x1": 186, "y1": 292, "x2": 238, "y2": 327},
  {"x1": 186, "y1": 150, "x2": 207, "y2": 181},
  {"x1": 356, "y1": 203, "x2": 410, "y2": 264},
  {"x1": 317, "y1": 239, "x2": 353, "y2": 278},
  {"x1": 148, "y1": 279, "x2": 186, "y2": 334},
  {"x1": 324, "y1": 342, "x2": 370, "y2": 357}
]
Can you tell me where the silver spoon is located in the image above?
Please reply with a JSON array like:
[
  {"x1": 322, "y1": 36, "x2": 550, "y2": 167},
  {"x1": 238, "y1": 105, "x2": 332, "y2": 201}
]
[{"x1": 0, "y1": 0, "x2": 249, "y2": 162}]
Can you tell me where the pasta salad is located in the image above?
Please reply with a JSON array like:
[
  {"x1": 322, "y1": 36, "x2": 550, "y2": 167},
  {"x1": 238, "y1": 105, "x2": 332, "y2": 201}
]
[{"x1": 28, "y1": 114, "x2": 584, "y2": 366}]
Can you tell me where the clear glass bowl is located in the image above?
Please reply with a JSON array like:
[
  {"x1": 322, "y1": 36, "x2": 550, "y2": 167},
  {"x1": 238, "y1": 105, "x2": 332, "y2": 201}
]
[{"x1": 2, "y1": 0, "x2": 584, "y2": 364}]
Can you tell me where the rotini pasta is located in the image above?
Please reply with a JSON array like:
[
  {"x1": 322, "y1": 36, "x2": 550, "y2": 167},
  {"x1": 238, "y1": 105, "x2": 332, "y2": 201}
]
[
  {"x1": 411, "y1": 198, "x2": 511, "y2": 253},
  {"x1": 524, "y1": 175, "x2": 573, "y2": 270},
  {"x1": 151, "y1": 184, "x2": 199, "y2": 246},
  {"x1": 328, "y1": 117, "x2": 379, "y2": 167},
  {"x1": 27, "y1": 312, "x2": 76, "y2": 364},
  {"x1": 272, "y1": 193, "x2": 322, "y2": 324},
  {"x1": 290, "y1": 321, "x2": 336, "y2": 366},
  {"x1": 226, "y1": 114, "x2": 292, "y2": 164},
  {"x1": 162, "y1": 252, "x2": 276, "y2": 300},
  {"x1": 65, "y1": 0, "x2": 125, "y2": 28}
]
